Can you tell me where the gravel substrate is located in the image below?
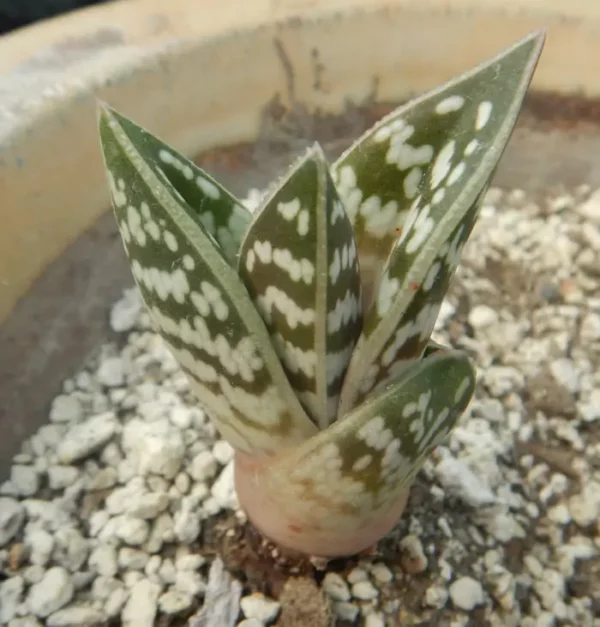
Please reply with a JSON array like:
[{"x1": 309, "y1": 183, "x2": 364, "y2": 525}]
[{"x1": 1, "y1": 184, "x2": 599, "y2": 627}]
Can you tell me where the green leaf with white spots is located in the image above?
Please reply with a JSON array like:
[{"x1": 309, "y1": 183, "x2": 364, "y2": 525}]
[
  {"x1": 348, "y1": 183, "x2": 487, "y2": 407},
  {"x1": 337, "y1": 31, "x2": 544, "y2": 414},
  {"x1": 103, "y1": 107, "x2": 252, "y2": 266},
  {"x1": 238, "y1": 144, "x2": 362, "y2": 429},
  {"x1": 98, "y1": 104, "x2": 318, "y2": 455},
  {"x1": 260, "y1": 349, "x2": 475, "y2": 539}
]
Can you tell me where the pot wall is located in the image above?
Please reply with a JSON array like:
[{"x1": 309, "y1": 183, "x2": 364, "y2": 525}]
[{"x1": 2, "y1": 0, "x2": 600, "y2": 325}]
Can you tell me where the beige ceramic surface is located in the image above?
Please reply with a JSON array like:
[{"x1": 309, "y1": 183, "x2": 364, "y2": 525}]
[
  {"x1": 2, "y1": 0, "x2": 600, "y2": 325},
  {"x1": 1, "y1": 0, "x2": 600, "y2": 475}
]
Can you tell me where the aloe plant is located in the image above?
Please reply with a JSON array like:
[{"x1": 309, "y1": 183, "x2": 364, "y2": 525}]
[{"x1": 97, "y1": 31, "x2": 544, "y2": 559}]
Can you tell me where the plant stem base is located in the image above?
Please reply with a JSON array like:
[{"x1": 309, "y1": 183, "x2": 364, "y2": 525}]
[{"x1": 234, "y1": 451, "x2": 411, "y2": 559}]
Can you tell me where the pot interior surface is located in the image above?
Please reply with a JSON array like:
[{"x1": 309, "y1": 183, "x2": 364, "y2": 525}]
[{"x1": 1, "y1": 92, "x2": 600, "y2": 479}]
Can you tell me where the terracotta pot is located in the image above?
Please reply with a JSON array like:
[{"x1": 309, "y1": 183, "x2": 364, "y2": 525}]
[{"x1": 2, "y1": 0, "x2": 600, "y2": 486}]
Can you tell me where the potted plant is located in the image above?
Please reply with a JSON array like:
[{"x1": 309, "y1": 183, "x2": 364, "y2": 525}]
[{"x1": 97, "y1": 31, "x2": 544, "y2": 560}]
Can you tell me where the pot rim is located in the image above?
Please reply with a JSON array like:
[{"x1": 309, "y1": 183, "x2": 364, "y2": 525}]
[{"x1": 1, "y1": 0, "x2": 600, "y2": 324}]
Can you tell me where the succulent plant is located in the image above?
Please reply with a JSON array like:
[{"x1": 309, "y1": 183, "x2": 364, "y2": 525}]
[{"x1": 97, "y1": 31, "x2": 544, "y2": 559}]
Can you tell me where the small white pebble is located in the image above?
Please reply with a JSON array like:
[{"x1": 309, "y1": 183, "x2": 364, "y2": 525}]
[
  {"x1": 351, "y1": 580, "x2": 378, "y2": 601},
  {"x1": 50, "y1": 395, "x2": 83, "y2": 423},
  {"x1": 424, "y1": 584, "x2": 449, "y2": 608},
  {"x1": 346, "y1": 567, "x2": 369, "y2": 584},
  {"x1": 47, "y1": 466, "x2": 79, "y2": 490},
  {"x1": 334, "y1": 601, "x2": 359, "y2": 622},
  {"x1": 158, "y1": 588, "x2": 193, "y2": 614},
  {"x1": 547, "y1": 503, "x2": 571, "y2": 525},
  {"x1": 469, "y1": 304, "x2": 499, "y2": 329},
  {"x1": 240, "y1": 592, "x2": 280, "y2": 624},
  {"x1": 365, "y1": 612, "x2": 386, "y2": 627},
  {"x1": 97, "y1": 357, "x2": 125, "y2": 388},
  {"x1": 322, "y1": 572, "x2": 351, "y2": 601},
  {"x1": 110, "y1": 288, "x2": 141, "y2": 332},
  {"x1": 370, "y1": 562, "x2": 393, "y2": 584},
  {"x1": 449, "y1": 576, "x2": 484, "y2": 610},
  {"x1": 189, "y1": 451, "x2": 217, "y2": 482},
  {"x1": 212, "y1": 440, "x2": 234, "y2": 465}
]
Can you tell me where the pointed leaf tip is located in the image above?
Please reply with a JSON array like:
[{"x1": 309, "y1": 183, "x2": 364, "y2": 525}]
[
  {"x1": 98, "y1": 108, "x2": 318, "y2": 455},
  {"x1": 100, "y1": 106, "x2": 253, "y2": 266},
  {"x1": 336, "y1": 32, "x2": 543, "y2": 414}
]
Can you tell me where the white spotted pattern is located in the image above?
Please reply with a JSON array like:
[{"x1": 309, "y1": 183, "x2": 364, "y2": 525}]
[
  {"x1": 403, "y1": 167, "x2": 422, "y2": 199},
  {"x1": 277, "y1": 198, "x2": 301, "y2": 221},
  {"x1": 360, "y1": 196, "x2": 399, "y2": 238},
  {"x1": 464, "y1": 139, "x2": 479, "y2": 156},
  {"x1": 272, "y1": 333, "x2": 317, "y2": 379},
  {"x1": 430, "y1": 140, "x2": 455, "y2": 189},
  {"x1": 446, "y1": 162, "x2": 466, "y2": 186},
  {"x1": 331, "y1": 199, "x2": 346, "y2": 225},
  {"x1": 432, "y1": 189, "x2": 445, "y2": 205},
  {"x1": 328, "y1": 289, "x2": 361, "y2": 335},
  {"x1": 357, "y1": 415, "x2": 394, "y2": 451},
  {"x1": 422, "y1": 260, "x2": 441, "y2": 292},
  {"x1": 164, "y1": 230, "x2": 178, "y2": 252},
  {"x1": 380, "y1": 302, "x2": 441, "y2": 368},
  {"x1": 352, "y1": 454, "x2": 373, "y2": 472},
  {"x1": 435, "y1": 95, "x2": 465, "y2": 114},
  {"x1": 406, "y1": 205, "x2": 435, "y2": 255},
  {"x1": 132, "y1": 260, "x2": 190, "y2": 304},
  {"x1": 376, "y1": 273, "x2": 400, "y2": 317},
  {"x1": 297, "y1": 209, "x2": 309, "y2": 236},
  {"x1": 454, "y1": 375, "x2": 472, "y2": 404},
  {"x1": 475, "y1": 101, "x2": 493, "y2": 130},
  {"x1": 256, "y1": 286, "x2": 316, "y2": 329},
  {"x1": 272, "y1": 248, "x2": 315, "y2": 284},
  {"x1": 196, "y1": 177, "x2": 221, "y2": 199},
  {"x1": 183, "y1": 255, "x2": 195, "y2": 271},
  {"x1": 334, "y1": 166, "x2": 362, "y2": 223},
  {"x1": 158, "y1": 149, "x2": 193, "y2": 180}
]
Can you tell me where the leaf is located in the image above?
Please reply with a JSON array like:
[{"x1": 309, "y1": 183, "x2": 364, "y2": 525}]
[
  {"x1": 104, "y1": 107, "x2": 252, "y2": 266},
  {"x1": 238, "y1": 144, "x2": 362, "y2": 429},
  {"x1": 350, "y1": 183, "x2": 487, "y2": 407},
  {"x1": 259, "y1": 349, "x2": 475, "y2": 546},
  {"x1": 337, "y1": 31, "x2": 544, "y2": 414},
  {"x1": 98, "y1": 104, "x2": 317, "y2": 456}
]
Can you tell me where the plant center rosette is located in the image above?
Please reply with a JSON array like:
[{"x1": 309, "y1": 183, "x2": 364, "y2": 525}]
[{"x1": 97, "y1": 32, "x2": 544, "y2": 559}]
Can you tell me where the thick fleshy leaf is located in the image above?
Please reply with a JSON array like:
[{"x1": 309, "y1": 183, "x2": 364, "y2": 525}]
[
  {"x1": 103, "y1": 108, "x2": 252, "y2": 266},
  {"x1": 337, "y1": 31, "x2": 544, "y2": 414},
  {"x1": 350, "y1": 183, "x2": 488, "y2": 407},
  {"x1": 98, "y1": 105, "x2": 317, "y2": 455},
  {"x1": 238, "y1": 145, "x2": 362, "y2": 429},
  {"x1": 332, "y1": 32, "x2": 544, "y2": 306},
  {"x1": 259, "y1": 349, "x2": 475, "y2": 537}
]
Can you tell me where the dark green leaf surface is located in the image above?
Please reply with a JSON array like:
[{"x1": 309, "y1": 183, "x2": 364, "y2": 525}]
[
  {"x1": 336, "y1": 32, "x2": 544, "y2": 415},
  {"x1": 98, "y1": 105, "x2": 317, "y2": 455},
  {"x1": 238, "y1": 145, "x2": 362, "y2": 429},
  {"x1": 105, "y1": 108, "x2": 251, "y2": 266}
]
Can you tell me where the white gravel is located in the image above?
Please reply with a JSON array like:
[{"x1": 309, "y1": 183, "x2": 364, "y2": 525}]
[{"x1": 0, "y1": 184, "x2": 599, "y2": 626}]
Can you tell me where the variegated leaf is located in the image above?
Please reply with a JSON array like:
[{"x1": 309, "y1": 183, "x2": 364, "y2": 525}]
[
  {"x1": 337, "y1": 31, "x2": 544, "y2": 414},
  {"x1": 259, "y1": 349, "x2": 475, "y2": 545},
  {"x1": 350, "y1": 183, "x2": 487, "y2": 406},
  {"x1": 98, "y1": 105, "x2": 317, "y2": 455},
  {"x1": 104, "y1": 108, "x2": 252, "y2": 266},
  {"x1": 332, "y1": 32, "x2": 543, "y2": 307},
  {"x1": 238, "y1": 144, "x2": 362, "y2": 429}
]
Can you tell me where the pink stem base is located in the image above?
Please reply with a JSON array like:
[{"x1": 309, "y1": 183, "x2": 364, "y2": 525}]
[{"x1": 234, "y1": 451, "x2": 411, "y2": 559}]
